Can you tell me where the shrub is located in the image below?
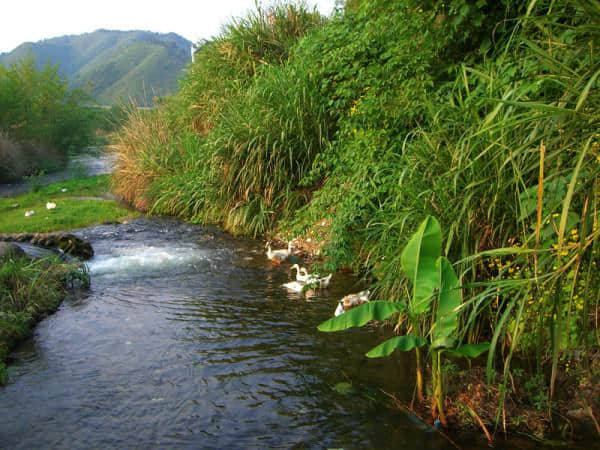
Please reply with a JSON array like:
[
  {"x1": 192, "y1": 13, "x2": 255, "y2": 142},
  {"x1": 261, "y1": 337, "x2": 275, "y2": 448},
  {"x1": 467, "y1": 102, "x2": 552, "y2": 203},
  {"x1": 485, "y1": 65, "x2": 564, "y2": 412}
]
[{"x1": 0, "y1": 58, "x2": 95, "y2": 182}]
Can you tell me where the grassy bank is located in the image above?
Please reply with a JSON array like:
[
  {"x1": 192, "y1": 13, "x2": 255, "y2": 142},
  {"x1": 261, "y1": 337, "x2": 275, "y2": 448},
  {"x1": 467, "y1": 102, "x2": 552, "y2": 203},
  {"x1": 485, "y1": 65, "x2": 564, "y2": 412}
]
[
  {"x1": 0, "y1": 255, "x2": 88, "y2": 383},
  {"x1": 0, "y1": 175, "x2": 139, "y2": 233},
  {"x1": 0, "y1": 175, "x2": 131, "y2": 382},
  {"x1": 110, "y1": 0, "x2": 600, "y2": 441}
]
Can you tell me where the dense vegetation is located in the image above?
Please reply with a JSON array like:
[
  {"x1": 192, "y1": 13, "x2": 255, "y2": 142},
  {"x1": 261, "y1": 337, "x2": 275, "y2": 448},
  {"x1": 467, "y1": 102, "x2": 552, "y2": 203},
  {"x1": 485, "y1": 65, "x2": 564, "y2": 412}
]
[
  {"x1": 111, "y1": 0, "x2": 600, "y2": 438},
  {"x1": 0, "y1": 254, "x2": 88, "y2": 383},
  {"x1": 0, "y1": 59, "x2": 96, "y2": 182},
  {"x1": 0, "y1": 30, "x2": 192, "y2": 105}
]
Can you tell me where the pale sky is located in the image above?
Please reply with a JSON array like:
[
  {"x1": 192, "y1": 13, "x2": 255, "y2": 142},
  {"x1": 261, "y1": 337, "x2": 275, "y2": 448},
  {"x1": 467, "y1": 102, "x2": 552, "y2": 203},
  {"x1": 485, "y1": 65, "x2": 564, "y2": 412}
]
[{"x1": 0, "y1": 0, "x2": 336, "y2": 54}]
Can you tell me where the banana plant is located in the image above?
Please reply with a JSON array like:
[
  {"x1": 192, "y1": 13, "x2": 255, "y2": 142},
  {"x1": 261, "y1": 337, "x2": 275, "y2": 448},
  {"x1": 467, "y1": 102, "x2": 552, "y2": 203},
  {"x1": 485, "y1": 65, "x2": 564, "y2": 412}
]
[{"x1": 318, "y1": 216, "x2": 489, "y2": 425}]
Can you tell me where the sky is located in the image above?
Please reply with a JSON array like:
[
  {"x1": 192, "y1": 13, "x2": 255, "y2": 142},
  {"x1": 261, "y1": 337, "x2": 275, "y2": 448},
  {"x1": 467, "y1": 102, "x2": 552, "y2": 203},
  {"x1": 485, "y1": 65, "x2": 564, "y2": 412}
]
[{"x1": 0, "y1": 0, "x2": 337, "y2": 53}]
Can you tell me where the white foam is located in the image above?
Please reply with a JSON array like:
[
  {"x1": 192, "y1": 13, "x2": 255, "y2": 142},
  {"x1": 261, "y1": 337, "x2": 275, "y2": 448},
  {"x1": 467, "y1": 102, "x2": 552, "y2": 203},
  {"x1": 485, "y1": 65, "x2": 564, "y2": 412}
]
[{"x1": 88, "y1": 245, "x2": 208, "y2": 277}]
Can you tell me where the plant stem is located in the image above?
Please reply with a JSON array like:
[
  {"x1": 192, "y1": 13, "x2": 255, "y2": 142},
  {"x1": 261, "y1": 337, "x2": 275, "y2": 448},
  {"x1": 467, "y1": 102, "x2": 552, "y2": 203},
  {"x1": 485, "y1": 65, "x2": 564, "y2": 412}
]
[{"x1": 415, "y1": 346, "x2": 424, "y2": 403}]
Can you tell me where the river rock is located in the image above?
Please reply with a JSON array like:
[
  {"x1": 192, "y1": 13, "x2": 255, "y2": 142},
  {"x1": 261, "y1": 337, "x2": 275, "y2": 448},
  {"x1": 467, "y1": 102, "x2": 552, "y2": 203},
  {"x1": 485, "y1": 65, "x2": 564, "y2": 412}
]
[
  {"x1": 0, "y1": 233, "x2": 93, "y2": 260},
  {"x1": 0, "y1": 242, "x2": 28, "y2": 262}
]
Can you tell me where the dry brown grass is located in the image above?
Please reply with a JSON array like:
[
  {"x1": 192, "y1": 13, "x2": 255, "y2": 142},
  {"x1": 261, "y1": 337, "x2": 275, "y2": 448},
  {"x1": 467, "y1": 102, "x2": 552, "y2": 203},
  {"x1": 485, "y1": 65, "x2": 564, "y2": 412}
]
[{"x1": 109, "y1": 108, "x2": 172, "y2": 210}]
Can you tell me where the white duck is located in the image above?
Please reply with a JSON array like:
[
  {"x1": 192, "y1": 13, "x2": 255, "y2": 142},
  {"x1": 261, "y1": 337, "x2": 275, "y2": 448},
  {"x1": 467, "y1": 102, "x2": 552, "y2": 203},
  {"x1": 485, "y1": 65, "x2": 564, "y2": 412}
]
[
  {"x1": 291, "y1": 264, "x2": 310, "y2": 282},
  {"x1": 282, "y1": 280, "x2": 305, "y2": 293},
  {"x1": 299, "y1": 267, "x2": 332, "y2": 288},
  {"x1": 317, "y1": 273, "x2": 333, "y2": 288},
  {"x1": 266, "y1": 241, "x2": 293, "y2": 263},
  {"x1": 46, "y1": 202, "x2": 56, "y2": 210},
  {"x1": 24, "y1": 210, "x2": 35, "y2": 217},
  {"x1": 334, "y1": 290, "x2": 370, "y2": 316}
]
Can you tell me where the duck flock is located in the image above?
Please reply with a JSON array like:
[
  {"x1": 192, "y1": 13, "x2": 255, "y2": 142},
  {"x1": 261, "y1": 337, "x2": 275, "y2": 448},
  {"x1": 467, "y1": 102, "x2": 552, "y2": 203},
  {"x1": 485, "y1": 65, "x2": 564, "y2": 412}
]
[{"x1": 266, "y1": 241, "x2": 370, "y2": 317}]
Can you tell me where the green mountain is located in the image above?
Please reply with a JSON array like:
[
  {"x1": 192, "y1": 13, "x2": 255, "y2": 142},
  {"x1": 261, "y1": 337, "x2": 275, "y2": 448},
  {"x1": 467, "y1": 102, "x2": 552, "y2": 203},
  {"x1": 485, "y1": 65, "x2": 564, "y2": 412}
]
[{"x1": 0, "y1": 30, "x2": 192, "y2": 105}]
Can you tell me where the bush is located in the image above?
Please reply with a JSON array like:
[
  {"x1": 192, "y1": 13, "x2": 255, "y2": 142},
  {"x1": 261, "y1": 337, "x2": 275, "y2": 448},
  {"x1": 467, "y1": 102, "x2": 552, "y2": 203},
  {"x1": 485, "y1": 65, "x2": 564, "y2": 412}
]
[
  {"x1": 0, "y1": 132, "x2": 66, "y2": 182},
  {"x1": 0, "y1": 58, "x2": 95, "y2": 182}
]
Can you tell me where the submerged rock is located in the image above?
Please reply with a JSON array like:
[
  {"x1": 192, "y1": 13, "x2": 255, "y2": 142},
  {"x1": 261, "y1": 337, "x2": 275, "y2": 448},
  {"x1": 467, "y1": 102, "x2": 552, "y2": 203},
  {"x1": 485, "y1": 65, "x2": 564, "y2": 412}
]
[{"x1": 0, "y1": 233, "x2": 93, "y2": 260}]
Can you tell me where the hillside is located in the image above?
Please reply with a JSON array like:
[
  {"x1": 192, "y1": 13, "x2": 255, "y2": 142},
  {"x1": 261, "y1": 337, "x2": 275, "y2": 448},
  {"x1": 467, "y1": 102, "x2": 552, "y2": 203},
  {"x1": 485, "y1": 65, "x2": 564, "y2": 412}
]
[{"x1": 0, "y1": 30, "x2": 192, "y2": 105}]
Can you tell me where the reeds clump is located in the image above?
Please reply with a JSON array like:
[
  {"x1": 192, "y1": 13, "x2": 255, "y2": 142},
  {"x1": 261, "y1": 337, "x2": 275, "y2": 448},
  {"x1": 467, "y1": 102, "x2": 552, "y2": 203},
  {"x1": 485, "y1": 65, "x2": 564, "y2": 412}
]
[
  {"x1": 112, "y1": 1, "x2": 326, "y2": 234},
  {"x1": 110, "y1": 107, "x2": 181, "y2": 210}
]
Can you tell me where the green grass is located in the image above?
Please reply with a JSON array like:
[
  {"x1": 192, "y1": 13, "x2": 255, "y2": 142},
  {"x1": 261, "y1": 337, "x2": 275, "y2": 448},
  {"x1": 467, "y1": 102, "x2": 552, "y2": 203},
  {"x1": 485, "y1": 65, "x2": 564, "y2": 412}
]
[
  {"x1": 0, "y1": 175, "x2": 139, "y2": 233},
  {"x1": 0, "y1": 255, "x2": 88, "y2": 383}
]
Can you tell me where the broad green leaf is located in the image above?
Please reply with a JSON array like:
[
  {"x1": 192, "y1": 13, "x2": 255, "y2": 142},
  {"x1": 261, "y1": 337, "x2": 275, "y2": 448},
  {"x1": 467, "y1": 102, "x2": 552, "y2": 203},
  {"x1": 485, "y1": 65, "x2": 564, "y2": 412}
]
[
  {"x1": 366, "y1": 335, "x2": 426, "y2": 358},
  {"x1": 433, "y1": 257, "x2": 460, "y2": 341},
  {"x1": 430, "y1": 336, "x2": 457, "y2": 350},
  {"x1": 401, "y1": 216, "x2": 442, "y2": 315},
  {"x1": 317, "y1": 301, "x2": 405, "y2": 332},
  {"x1": 448, "y1": 342, "x2": 490, "y2": 359}
]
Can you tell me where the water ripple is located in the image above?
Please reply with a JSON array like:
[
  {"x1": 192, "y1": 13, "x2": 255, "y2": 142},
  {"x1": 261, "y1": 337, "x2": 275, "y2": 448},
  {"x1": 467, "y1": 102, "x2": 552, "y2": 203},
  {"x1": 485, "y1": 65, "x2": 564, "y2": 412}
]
[{"x1": 0, "y1": 218, "x2": 480, "y2": 449}]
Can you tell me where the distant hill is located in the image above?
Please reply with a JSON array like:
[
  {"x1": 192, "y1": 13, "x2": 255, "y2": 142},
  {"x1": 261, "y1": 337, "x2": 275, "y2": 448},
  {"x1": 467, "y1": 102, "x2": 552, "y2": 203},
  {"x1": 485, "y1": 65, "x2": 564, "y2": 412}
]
[{"x1": 0, "y1": 30, "x2": 192, "y2": 106}]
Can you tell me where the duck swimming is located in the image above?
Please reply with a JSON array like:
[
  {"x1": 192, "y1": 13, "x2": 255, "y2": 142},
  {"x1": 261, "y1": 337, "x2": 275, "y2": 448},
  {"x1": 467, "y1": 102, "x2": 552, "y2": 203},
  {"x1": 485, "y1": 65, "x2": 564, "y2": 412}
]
[
  {"x1": 334, "y1": 290, "x2": 370, "y2": 316},
  {"x1": 291, "y1": 264, "x2": 310, "y2": 282},
  {"x1": 266, "y1": 241, "x2": 293, "y2": 263},
  {"x1": 282, "y1": 280, "x2": 306, "y2": 293},
  {"x1": 293, "y1": 265, "x2": 333, "y2": 288}
]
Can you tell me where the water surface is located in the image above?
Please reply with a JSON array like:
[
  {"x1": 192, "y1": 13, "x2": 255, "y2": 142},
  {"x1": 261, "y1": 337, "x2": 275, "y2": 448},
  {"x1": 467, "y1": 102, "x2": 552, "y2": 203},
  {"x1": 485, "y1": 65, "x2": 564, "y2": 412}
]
[{"x1": 0, "y1": 218, "x2": 564, "y2": 449}]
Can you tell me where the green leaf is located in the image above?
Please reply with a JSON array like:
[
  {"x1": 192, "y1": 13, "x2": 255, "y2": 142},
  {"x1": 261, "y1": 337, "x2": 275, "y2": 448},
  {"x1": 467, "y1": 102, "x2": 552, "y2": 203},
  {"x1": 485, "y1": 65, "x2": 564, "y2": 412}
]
[
  {"x1": 448, "y1": 342, "x2": 490, "y2": 359},
  {"x1": 433, "y1": 257, "x2": 461, "y2": 341},
  {"x1": 366, "y1": 335, "x2": 426, "y2": 358},
  {"x1": 518, "y1": 177, "x2": 567, "y2": 220},
  {"x1": 401, "y1": 216, "x2": 442, "y2": 316},
  {"x1": 575, "y1": 68, "x2": 600, "y2": 112},
  {"x1": 430, "y1": 336, "x2": 457, "y2": 350},
  {"x1": 333, "y1": 382, "x2": 357, "y2": 395},
  {"x1": 317, "y1": 301, "x2": 405, "y2": 332}
]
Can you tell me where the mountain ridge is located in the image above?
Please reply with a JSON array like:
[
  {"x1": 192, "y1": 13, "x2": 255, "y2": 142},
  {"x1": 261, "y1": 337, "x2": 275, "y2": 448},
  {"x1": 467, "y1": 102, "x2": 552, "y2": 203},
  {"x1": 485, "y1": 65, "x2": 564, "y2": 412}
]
[{"x1": 0, "y1": 29, "x2": 192, "y2": 105}]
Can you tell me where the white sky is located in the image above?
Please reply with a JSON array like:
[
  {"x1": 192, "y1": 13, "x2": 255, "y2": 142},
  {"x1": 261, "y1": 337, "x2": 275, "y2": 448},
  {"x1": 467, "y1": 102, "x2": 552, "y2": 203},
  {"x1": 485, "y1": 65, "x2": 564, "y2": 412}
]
[{"x1": 0, "y1": 0, "x2": 336, "y2": 53}]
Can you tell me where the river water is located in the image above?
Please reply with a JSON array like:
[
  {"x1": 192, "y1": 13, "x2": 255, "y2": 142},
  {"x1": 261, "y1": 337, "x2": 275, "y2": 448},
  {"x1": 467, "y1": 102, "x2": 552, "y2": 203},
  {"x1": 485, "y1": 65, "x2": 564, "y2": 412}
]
[{"x1": 0, "y1": 218, "x2": 570, "y2": 449}]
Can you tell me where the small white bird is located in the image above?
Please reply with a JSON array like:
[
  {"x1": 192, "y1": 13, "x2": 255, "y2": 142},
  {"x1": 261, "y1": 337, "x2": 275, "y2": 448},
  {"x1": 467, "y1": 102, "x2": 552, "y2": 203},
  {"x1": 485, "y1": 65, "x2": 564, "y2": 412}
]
[
  {"x1": 61, "y1": 188, "x2": 68, "y2": 192},
  {"x1": 24, "y1": 210, "x2": 35, "y2": 217},
  {"x1": 266, "y1": 241, "x2": 293, "y2": 263},
  {"x1": 334, "y1": 290, "x2": 370, "y2": 316},
  {"x1": 46, "y1": 202, "x2": 56, "y2": 210}
]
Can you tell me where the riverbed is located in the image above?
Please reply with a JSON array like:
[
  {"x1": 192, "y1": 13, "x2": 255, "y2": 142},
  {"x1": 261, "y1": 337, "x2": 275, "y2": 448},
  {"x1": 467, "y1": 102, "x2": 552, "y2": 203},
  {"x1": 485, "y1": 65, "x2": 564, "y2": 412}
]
[{"x1": 0, "y1": 218, "x2": 563, "y2": 449}]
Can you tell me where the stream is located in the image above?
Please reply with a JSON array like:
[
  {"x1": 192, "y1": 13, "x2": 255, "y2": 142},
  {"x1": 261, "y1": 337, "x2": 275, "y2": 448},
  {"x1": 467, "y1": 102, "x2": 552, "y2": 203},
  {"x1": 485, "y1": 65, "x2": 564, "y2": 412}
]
[{"x1": 0, "y1": 218, "x2": 565, "y2": 449}]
